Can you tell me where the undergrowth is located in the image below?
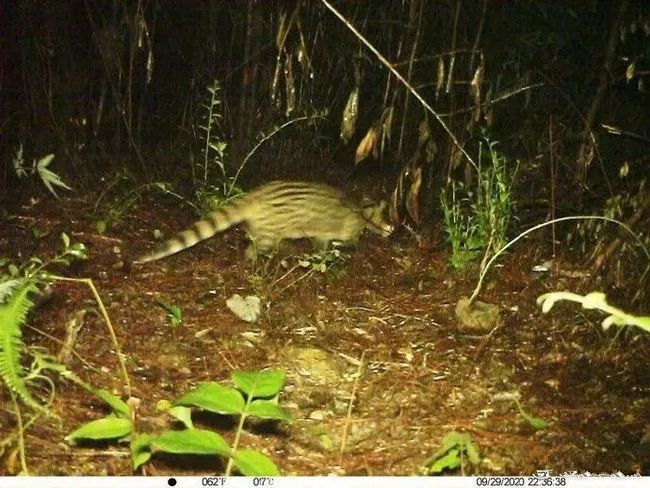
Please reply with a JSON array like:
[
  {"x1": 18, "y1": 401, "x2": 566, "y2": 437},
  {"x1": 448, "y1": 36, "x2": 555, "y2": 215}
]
[
  {"x1": 0, "y1": 233, "x2": 87, "y2": 411},
  {"x1": 66, "y1": 369, "x2": 290, "y2": 475},
  {"x1": 441, "y1": 135, "x2": 516, "y2": 271}
]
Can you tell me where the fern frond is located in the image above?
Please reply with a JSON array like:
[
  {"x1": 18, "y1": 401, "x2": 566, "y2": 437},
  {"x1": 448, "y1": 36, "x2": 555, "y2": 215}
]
[
  {"x1": 0, "y1": 279, "x2": 22, "y2": 303},
  {"x1": 0, "y1": 279, "x2": 43, "y2": 410}
]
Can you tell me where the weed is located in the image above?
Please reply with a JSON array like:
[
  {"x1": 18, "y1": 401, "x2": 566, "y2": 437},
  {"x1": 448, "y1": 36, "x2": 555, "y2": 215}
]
[
  {"x1": 188, "y1": 81, "x2": 325, "y2": 217},
  {"x1": 298, "y1": 247, "x2": 349, "y2": 284},
  {"x1": 93, "y1": 178, "x2": 179, "y2": 234},
  {"x1": 191, "y1": 80, "x2": 243, "y2": 213},
  {"x1": 440, "y1": 181, "x2": 483, "y2": 270},
  {"x1": 440, "y1": 135, "x2": 516, "y2": 271},
  {"x1": 194, "y1": 81, "x2": 229, "y2": 196},
  {"x1": 12, "y1": 145, "x2": 71, "y2": 198},
  {"x1": 66, "y1": 369, "x2": 290, "y2": 475},
  {"x1": 249, "y1": 247, "x2": 349, "y2": 295},
  {"x1": 514, "y1": 399, "x2": 551, "y2": 430},
  {"x1": 421, "y1": 431, "x2": 481, "y2": 475},
  {"x1": 0, "y1": 233, "x2": 87, "y2": 411},
  {"x1": 154, "y1": 297, "x2": 183, "y2": 327},
  {"x1": 195, "y1": 177, "x2": 245, "y2": 216}
]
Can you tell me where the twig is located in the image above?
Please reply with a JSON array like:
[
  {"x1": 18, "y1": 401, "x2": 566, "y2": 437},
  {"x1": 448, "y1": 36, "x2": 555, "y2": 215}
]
[
  {"x1": 468, "y1": 216, "x2": 649, "y2": 305},
  {"x1": 339, "y1": 350, "x2": 366, "y2": 461},
  {"x1": 50, "y1": 276, "x2": 132, "y2": 397}
]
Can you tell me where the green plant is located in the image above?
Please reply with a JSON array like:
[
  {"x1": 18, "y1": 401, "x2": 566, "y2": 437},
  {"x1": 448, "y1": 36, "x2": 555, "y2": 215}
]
[
  {"x1": 95, "y1": 192, "x2": 140, "y2": 234},
  {"x1": 184, "y1": 80, "x2": 250, "y2": 216},
  {"x1": 12, "y1": 145, "x2": 72, "y2": 198},
  {"x1": 440, "y1": 135, "x2": 516, "y2": 271},
  {"x1": 1, "y1": 232, "x2": 132, "y2": 474},
  {"x1": 93, "y1": 179, "x2": 182, "y2": 234},
  {"x1": 195, "y1": 177, "x2": 245, "y2": 215},
  {"x1": 154, "y1": 297, "x2": 183, "y2": 327},
  {"x1": 67, "y1": 369, "x2": 290, "y2": 475},
  {"x1": 421, "y1": 431, "x2": 481, "y2": 475},
  {"x1": 0, "y1": 233, "x2": 87, "y2": 410},
  {"x1": 193, "y1": 80, "x2": 232, "y2": 202},
  {"x1": 514, "y1": 399, "x2": 550, "y2": 430},
  {"x1": 191, "y1": 81, "x2": 325, "y2": 216},
  {"x1": 294, "y1": 247, "x2": 349, "y2": 283},
  {"x1": 440, "y1": 182, "x2": 482, "y2": 270},
  {"x1": 252, "y1": 247, "x2": 349, "y2": 294}
]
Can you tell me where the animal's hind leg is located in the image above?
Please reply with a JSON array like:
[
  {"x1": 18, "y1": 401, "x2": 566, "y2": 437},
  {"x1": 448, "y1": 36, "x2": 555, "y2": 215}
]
[{"x1": 245, "y1": 237, "x2": 277, "y2": 261}]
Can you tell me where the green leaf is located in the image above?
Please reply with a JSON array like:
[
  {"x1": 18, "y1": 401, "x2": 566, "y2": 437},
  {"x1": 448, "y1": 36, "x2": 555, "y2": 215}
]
[
  {"x1": 133, "y1": 450, "x2": 152, "y2": 470},
  {"x1": 156, "y1": 399, "x2": 172, "y2": 411},
  {"x1": 35, "y1": 154, "x2": 71, "y2": 198},
  {"x1": 0, "y1": 280, "x2": 44, "y2": 411},
  {"x1": 66, "y1": 417, "x2": 131, "y2": 443},
  {"x1": 167, "y1": 406, "x2": 194, "y2": 429},
  {"x1": 174, "y1": 382, "x2": 245, "y2": 414},
  {"x1": 233, "y1": 449, "x2": 280, "y2": 476},
  {"x1": 232, "y1": 370, "x2": 285, "y2": 398},
  {"x1": 67, "y1": 242, "x2": 87, "y2": 260},
  {"x1": 426, "y1": 448, "x2": 461, "y2": 474},
  {"x1": 0, "y1": 279, "x2": 21, "y2": 304},
  {"x1": 516, "y1": 402, "x2": 551, "y2": 431},
  {"x1": 132, "y1": 433, "x2": 153, "y2": 470},
  {"x1": 61, "y1": 233, "x2": 70, "y2": 249},
  {"x1": 152, "y1": 429, "x2": 230, "y2": 457},
  {"x1": 96, "y1": 220, "x2": 107, "y2": 234},
  {"x1": 440, "y1": 431, "x2": 470, "y2": 450},
  {"x1": 35, "y1": 153, "x2": 55, "y2": 170},
  {"x1": 69, "y1": 378, "x2": 130, "y2": 419},
  {"x1": 422, "y1": 431, "x2": 481, "y2": 475},
  {"x1": 92, "y1": 389, "x2": 131, "y2": 418},
  {"x1": 247, "y1": 400, "x2": 291, "y2": 422},
  {"x1": 155, "y1": 297, "x2": 183, "y2": 327},
  {"x1": 464, "y1": 438, "x2": 481, "y2": 464}
]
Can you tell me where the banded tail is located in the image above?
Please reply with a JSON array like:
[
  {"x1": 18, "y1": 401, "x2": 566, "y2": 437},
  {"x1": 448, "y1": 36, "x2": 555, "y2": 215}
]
[{"x1": 135, "y1": 204, "x2": 246, "y2": 264}]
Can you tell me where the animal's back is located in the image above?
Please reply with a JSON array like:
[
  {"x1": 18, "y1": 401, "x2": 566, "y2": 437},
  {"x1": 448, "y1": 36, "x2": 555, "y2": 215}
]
[{"x1": 245, "y1": 181, "x2": 368, "y2": 245}]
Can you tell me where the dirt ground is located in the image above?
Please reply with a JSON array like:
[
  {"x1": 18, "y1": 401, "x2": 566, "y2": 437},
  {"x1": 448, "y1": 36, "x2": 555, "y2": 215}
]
[{"x1": 1, "y1": 194, "x2": 649, "y2": 476}]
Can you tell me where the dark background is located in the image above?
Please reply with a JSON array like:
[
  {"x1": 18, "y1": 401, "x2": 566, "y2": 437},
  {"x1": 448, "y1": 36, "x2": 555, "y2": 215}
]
[{"x1": 0, "y1": 0, "x2": 648, "y2": 293}]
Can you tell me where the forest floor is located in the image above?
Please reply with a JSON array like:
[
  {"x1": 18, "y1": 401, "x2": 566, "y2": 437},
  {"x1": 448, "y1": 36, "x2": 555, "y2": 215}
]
[{"x1": 1, "y1": 193, "x2": 649, "y2": 476}]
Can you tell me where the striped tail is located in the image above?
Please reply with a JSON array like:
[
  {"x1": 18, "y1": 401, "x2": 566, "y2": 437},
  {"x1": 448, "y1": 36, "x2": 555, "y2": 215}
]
[{"x1": 135, "y1": 205, "x2": 245, "y2": 264}]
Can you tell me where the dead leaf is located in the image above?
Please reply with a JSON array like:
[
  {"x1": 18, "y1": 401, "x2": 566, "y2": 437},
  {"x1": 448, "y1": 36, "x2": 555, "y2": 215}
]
[
  {"x1": 390, "y1": 183, "x2": 401, "y2": 224},
  {"x1": 406, "y1": 167, "x2": 422, "y2": 224},
  {"x1": 284, "y1": 52, "x2": 296, "y2": 115},
  {"x1": 355, "y1": 126, "x2": 378, "y2": 164},
  {"x1": 418, "y1": 118, "x2": 431, "y2": 146},
  {"x1": 380, "y1": 106, "x2": 394, "y2": 142},
  {"x1": 436, "y1": 57, "x2": 445, "y2": 99},
  {"x1": 340, "y1": 87, "x2": 359, "y2": 142}
]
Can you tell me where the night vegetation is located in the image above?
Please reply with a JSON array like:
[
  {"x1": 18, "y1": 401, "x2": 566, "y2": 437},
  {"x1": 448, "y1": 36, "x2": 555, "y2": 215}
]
[{"x1": 0, "y1": 0, "x2": 648, "y2": 476}]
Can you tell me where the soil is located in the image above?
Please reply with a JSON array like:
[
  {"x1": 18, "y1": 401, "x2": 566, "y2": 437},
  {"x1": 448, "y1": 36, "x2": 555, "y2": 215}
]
[{"x1": 1, "y1": 193, "x2": 649, "y2": 476}]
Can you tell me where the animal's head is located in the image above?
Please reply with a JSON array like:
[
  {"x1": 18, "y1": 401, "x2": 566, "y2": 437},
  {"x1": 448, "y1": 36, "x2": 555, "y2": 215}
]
[{"x1": 361, "y1": 199, "x2": 394, "y2": 237}]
